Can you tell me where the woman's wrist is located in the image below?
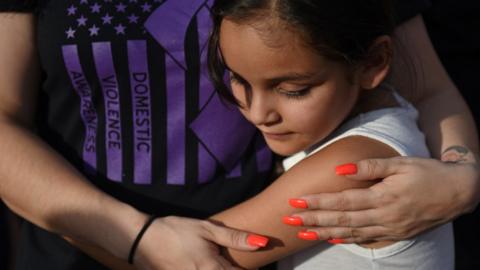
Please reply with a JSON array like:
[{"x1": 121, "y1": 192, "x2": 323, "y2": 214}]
[
  {"x1": 128, "y1": 214, "x2": 158, "y2": 264},
  {"x1": 441, "y1": 145, "x2": 478, "y2": 164},
  {"x1": 442, "y1": 152, "x2": 480, "y2": 215},
  {"x1": 96, "y1": 195, "x2": 149, "y2": 260},
  {"x1": 441, "y1": 146, "x2": 480, "y2": 214},
  {"x1": 459, "y1": 163, "x2": 480, "y2": 214}
]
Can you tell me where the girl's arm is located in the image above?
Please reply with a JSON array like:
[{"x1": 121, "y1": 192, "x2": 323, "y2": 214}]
[
  {"x1": 67, "y1": 136, "x2": 401, "y2": 270},
  {"x1": 281, "y1": 15, "x2": 479, "y2": 243},
  {"x1": 212, "y1": 136, "x2": 400, "y2": 269},
  {"x1": 0, "y1": 13, "x2": 257, "y2": 270}
]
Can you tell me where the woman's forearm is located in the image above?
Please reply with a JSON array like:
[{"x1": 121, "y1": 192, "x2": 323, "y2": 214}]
[
  {"x1": 416, "y1": 89, "x2": 479, "y2": 161},
  {"x1": 391, "y1": 15, "x2": 479, "y2": 214},
  {"x1": 0, "y1": 119, "x2": 147, "y2": 260},
  {"x1": 64, "y1": 239, "x2": 134, "y2": 270},
  {"x1": 391, "y1": 15, "x2": 478, "y2": 159},
  {"x1": 0, "y1": 13, "x2": 148, "y2": 261}
]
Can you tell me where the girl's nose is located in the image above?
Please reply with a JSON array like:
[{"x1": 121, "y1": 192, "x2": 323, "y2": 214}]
[{"x1": 247, "y1": 90, "x2": 280, "y2": 126}]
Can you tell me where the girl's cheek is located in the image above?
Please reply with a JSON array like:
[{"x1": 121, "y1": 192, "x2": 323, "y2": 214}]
[{"x1": 231, "y1": 86, "x2": 248, "y2": 106}]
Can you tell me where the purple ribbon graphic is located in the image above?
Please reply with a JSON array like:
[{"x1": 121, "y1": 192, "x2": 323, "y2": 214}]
[{"x1": 145, "y1": 0, "x2": 270, "y2": 184}]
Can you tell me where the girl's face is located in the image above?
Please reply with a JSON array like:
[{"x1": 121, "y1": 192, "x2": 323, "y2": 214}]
[{"x1": 220, "y1": 19, "x2": 362, "y2": 156}]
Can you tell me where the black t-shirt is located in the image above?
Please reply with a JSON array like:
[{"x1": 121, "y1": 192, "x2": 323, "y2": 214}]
[
  {"x1": 2, "y1": 0, "x2": 274, "y2": 269},
  {"x1": 393, "y1": 0, "x2": 431, "y2": 23},
  {"x1": 0, "y1": 0, "x2": 35, "y2": 11},
  {"x1": 35, "y1": 0, "x2": 274, "y2": 215}
]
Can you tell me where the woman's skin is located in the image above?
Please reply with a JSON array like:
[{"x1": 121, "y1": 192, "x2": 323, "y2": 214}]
[
  {"x1": 0, "y1": 12, "x2": 148, "y2": 262},
  {"x1": 0, "y1": 12, "x2": 260, "y2": 270},
  {"x1": 0, "y1": 10, "x2": 478, "y2": 270}
]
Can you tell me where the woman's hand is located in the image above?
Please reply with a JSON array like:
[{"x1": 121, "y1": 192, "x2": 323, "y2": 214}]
[
  {"x1": 287, "y1": 155, "x2": 480, "y2": 243},
  {"x1": 133, "y1": 216, "x2": 268, "y2": 270}
]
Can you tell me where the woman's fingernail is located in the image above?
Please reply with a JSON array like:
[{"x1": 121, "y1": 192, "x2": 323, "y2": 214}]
[
  {"x1": 328, "y1": 238, "x2": 345, "y2": 244},
  {"x1": 335, "y1": 163, "x2": 357, "y2": 175},
  {"x1": 297, "y1": 230, "x2": 319, "y2": 241},
  {"x1": 289, "y1": 199, "x2": 308, "y2": 209},
  {"x1": 282, "y1": 216, "x2": 304, "y2": 226},
  {"x1": 247, "y1": 234, "x2": 269, "y2": 247}
]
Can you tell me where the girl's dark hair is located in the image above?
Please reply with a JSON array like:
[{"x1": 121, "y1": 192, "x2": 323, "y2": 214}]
[{"x1": 208, "y1": 0, "x2": 395, "y2": 104}]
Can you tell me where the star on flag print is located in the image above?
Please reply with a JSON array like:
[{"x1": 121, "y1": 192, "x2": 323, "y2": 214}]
[{"x1": 65, "y1": 0, "x2": 164, "y2": 39}]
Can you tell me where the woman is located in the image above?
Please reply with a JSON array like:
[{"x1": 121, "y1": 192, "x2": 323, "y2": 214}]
[{"x1": 0, "y1": 0, "x2": 477, "y2": 269}]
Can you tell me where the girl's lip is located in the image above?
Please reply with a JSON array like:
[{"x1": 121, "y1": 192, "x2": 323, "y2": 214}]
[
  {"x1": 262, "y1": 131, "x2": 293, "y2": 140},
  {"x1": 263, "y1": 131, "x2": 291, "y2": 135}
]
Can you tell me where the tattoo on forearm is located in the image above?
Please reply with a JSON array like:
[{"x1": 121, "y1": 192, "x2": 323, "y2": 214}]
[{"x1": 442, "y1": 146, "x2": 471, "y2": 163}]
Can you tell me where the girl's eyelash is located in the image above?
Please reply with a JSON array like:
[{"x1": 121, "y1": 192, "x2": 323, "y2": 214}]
[
  {"x1": 230, "y1": 74, "x2": 311, "y2": 99},
  {"x1": 277, "y1": 87, "x2": 312, "y2": 99}
]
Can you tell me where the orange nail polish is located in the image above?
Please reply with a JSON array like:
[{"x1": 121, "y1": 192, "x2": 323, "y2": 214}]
[
  {"x1": 335, "y1": 163, "x2": 357, "y2": 175},
  {"x1": 247, "y1": 234, "x2": 269, "y2": 247},
  {"x1": 282, "y1": 216, "x2": 304, "y2": 226},
  {"x1": 328, "y1": 238, "x2": 345, "y2": 244},
  {"x1": 289, "y1": 199, "x2": 308, "y2": 209},
  {"x1": 297, "y1": 230, "x2": 319, "y2": 241}
]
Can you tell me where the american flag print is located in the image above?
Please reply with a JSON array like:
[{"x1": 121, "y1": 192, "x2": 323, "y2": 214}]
[{"x1": 60, "y1": 0, "x2": 273, "y2": 186}]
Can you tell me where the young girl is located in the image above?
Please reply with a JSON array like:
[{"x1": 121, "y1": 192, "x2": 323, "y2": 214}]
[{"x1": 208, "y1": 0, "x2": 454, "y2": 269}]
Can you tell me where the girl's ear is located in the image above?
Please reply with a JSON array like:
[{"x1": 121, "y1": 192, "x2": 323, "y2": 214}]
[{"x1": 358, "y1": 36, "x2": 393, "y2": 89}]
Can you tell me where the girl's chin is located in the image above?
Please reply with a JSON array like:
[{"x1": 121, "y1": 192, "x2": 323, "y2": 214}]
[{"x1": 266, "y1": 142, "x2": 304, "y2": 157}]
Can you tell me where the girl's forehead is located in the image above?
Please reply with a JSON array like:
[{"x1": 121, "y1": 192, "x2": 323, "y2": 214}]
[
  {"x1": 220, "y1": 19, "x2": 333, "y2": 82},
  {"x1": 220, "y1": 18, "x2": 308, "y2": 54}
]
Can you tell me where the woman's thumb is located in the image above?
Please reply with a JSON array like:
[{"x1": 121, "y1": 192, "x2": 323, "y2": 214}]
[
  {"x1": 336, "y1": 157, "x2": 404, "y2": 181},
  {"x1": 202, "y1": 221, "x2": 269, "y2": 251}
]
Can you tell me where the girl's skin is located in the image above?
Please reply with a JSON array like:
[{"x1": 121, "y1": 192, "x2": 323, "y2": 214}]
[
  {"x1": 1, "y1": 10, "x2": 478, "y2": 270},
  {"x1": 207, "y1": 17, "x2": 398, "y2": 268},
  {"x1": 221, "y1": 20, "x2": 391, "y2": 158}
]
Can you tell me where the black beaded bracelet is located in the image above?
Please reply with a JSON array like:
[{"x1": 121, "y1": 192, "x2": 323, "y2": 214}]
[{"x1": 128, "y1": 215, "x2": 158, "y2": 264}]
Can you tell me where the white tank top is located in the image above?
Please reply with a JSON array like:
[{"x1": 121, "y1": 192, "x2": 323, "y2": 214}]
[{"x1": 278, "y1": 89, "x2": 454, "y2": 270}]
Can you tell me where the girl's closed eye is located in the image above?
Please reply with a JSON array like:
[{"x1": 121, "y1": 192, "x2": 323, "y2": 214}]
[{"x1": 276, "y1": 86, "x2": 312, "y2": 100}]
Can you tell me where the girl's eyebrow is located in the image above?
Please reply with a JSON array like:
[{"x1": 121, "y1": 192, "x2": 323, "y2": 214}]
[
  {"x1": 265, "y1": 72, "x2": 316, "y2": 84},
  {"x1": 227, "y1": 65, "x2": 315, "y2": 84}
]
